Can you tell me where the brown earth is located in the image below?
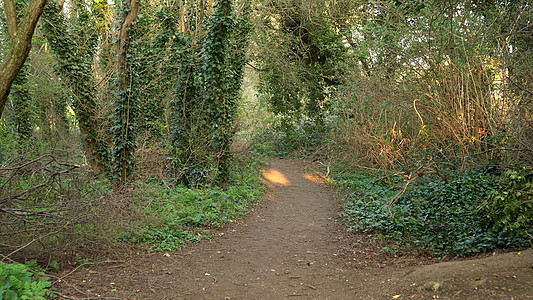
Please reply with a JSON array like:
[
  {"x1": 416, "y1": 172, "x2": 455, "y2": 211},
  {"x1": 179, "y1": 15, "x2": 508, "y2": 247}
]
[{"x1": 56, "y1": 158, "x2": 533, "y2": 299}]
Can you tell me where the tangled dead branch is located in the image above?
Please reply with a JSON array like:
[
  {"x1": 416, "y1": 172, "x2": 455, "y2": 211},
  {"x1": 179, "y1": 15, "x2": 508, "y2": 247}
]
[{"x1": 0, "y1": 154, "x2": 98, "y2": 260}]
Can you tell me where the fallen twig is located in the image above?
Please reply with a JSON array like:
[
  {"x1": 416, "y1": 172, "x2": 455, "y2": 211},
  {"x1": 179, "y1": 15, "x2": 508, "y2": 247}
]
[{"x1": 4, "y1": 227, "x2": 66, "y2": 260}]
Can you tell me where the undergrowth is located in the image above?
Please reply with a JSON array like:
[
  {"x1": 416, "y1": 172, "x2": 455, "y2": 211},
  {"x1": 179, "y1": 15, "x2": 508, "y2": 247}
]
[
  {"x1": 119, "y1": 156, "x2": 264, "y2": 251},
  {"x1": 335, "y1": 166, "x2": 533, "y2": 257},
  {"x1": 251, "y1": 120, "x2": 330, "y2": 157},
  {"x1": 0, "y1": 261, "x2": 53, "y2": 299}
]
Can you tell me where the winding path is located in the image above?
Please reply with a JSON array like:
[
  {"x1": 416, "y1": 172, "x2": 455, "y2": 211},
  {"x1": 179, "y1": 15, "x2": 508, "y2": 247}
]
[
  {"x1": 62, "y1": 158, "x2": 533, "y2": 299},
  {"x1": 141, "y1": 158, "x2": 358, "y2": 298}
]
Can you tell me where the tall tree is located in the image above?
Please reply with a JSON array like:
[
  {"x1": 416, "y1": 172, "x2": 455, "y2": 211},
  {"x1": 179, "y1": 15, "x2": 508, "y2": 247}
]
[
  {"x1": 112, "y1": 0, "x2": 140, "y2": 187},
  {"x1": 203, "y1": 0, "x2": 234, "y2": 188},
  {"x1": 42, "y1": 0, "x2": 111, "y2": 174},
  {"x1": 0, "y1": 0, "x2": 48, "y2": 118},
  {"x1": 169, "y1": 0, "x2": 249, "y2": 188},
  {"x1": 170, "y1": 36, "x2": 209, "y2": 187},
  {"x1": 253, "y1": 0, "x2": 345, "y2": 127},
  {"x1": 168, "y1": 0, "x2": 214, "y2": 187}
]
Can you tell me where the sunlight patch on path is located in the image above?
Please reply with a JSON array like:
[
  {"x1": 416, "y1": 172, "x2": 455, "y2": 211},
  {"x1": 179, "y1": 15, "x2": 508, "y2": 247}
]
[
  {"x1": 262, "y1": 168, "x2": 291, "y2": 187},
  {"x1": 302, "y1": 173, "x2": 325, "y2": 184}
]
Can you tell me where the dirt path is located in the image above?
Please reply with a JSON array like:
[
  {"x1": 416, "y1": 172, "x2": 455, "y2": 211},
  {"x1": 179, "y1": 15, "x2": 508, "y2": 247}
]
[{"x1": 60, "y1": 158, "x2": 533, "y2": 299}]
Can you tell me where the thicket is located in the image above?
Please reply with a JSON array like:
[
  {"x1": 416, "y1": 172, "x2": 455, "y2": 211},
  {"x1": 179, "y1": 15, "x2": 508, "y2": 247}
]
[
  {"x1": 335, "y1": 167, "x2": 531, "y2": 257},
  {"x1": 251, "y1": 0, "x2": 532, "y2": 255},
  {"x1": 1, "y1": 0, "x2": 261, "y2": 280}
]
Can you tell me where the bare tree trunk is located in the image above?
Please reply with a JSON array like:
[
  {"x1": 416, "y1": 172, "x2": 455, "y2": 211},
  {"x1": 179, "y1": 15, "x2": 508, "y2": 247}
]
[{"x1": 0, "y1": 0, "x2": 48, "y2": 118}]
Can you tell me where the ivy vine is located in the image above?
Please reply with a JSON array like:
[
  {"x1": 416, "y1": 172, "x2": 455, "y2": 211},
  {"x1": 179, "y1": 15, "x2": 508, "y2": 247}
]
[
  {"x1": 111, "y1": 0, "x2": 140, "y2": 186},
  {"x1": 42, "y1": 0, "x2": 111, "y2": 174}
]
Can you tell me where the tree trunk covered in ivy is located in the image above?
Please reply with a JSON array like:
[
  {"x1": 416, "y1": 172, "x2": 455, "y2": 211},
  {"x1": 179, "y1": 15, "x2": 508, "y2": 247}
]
[
  {"x1": 42, "y1": 1, "x2": 110, "y2": 174},
  {"x1": 170, "y1": 38, "x2": 210, "y2": 187},
  {"x1": 133, "y1": 4, "x2": 176, "y2": 139},
  {"x1": 0, "y1": 0, "x2": 47, "y2": 118},
  {"x1": 168, "y1": 0, "x2": 249, "y2": 188},
  {"x1": 9, "y1": 63, "x2": 33, "y2": 138},
  {"x1": 112, "y1": 0, "x2": 140, "y2": 187},
  {"x1": 203, "y1": 0, "x2": 234, "y2": 189}
]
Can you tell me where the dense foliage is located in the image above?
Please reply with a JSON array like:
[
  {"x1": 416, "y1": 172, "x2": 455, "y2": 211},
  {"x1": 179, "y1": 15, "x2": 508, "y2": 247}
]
[
  {"x1": 478, "y1": 168, "x2": 533, "y2": 238},
  {"x1": 252, "y1": 0, "x2": 346, "y2": 128},
  {"x1": 116, "y1": 147, "x2": 264, "y2": 251},
  {"x1": 0, "y1": 0, "x2": 531, "y2": 279},
  {"x1": 166, "y1": 0, "x2": 250, "y2": 188},
  {"x1": 42, "y1": 0, "x2": 111, "y2": 174},
  {"x1": 250, "y1": 0, "x2": 532, "y2": 256},
  {"x1": 122, "y1": 160, "x2": 263, "y2": 251},
  {"x1": 0, "y1": 261, "x2": 52, "y2": 299},
  {"x1": 1, "y1": 0, "x2": 258, "y2": 267},
  {"x1": 335, "y1": 167, "x2": 532, "y2": 257}
]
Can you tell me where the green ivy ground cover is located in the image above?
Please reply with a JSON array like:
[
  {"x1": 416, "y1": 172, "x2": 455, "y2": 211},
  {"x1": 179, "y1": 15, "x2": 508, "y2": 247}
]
[{"x1": 335, "y1": 167, "x2": 532, "y2": 257}]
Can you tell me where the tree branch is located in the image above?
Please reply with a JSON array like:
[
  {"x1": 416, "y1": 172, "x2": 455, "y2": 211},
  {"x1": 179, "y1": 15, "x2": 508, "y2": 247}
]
[
  {"x1": 0, "y1": 0, "x2": 48, "y2": 118},
  {"x1": 3, "y1": 0, "x2": 18, "y2": 40},
  {"x1": 119, "y1": 0, "x2": 139, "y2": 46},
  {"x1": 19, "y1": 0, "x2": 49, "y2": 37},
  {"x1": 117, "y1": 0, "x2": 139, "y2": 78}
]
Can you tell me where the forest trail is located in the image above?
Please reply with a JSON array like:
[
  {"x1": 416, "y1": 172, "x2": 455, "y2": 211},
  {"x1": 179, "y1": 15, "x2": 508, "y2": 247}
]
[{"x1": 61, "y1": 159, "x2": 533, "y2": 299}]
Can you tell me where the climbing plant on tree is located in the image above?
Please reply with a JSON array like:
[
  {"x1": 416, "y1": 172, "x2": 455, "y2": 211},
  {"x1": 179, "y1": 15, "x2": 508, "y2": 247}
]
[
  {"x1": 111, "y1": 0, "x2": 140, "y2": 187},
  {"x1": 42, "y1": 0, "x2": 111, "y2": 174},
  {"x1": 169, "y1": 0, "x2": 249, "y2": 188},
  {"x1": 8, "y1": 62, "x2": 33, "y2": 139},
  {"x1": 169, "y1": 0, "x2": 217, "y2": 187},
  {"x1": 203, "y1": 0, "x2": 237, "y2": 188},
  {"x1": 169, "y1": 34, "x2": 211, "y2": 187},
  {"x1": 132, "y1": 1, "x2": 181, "y2": 138}
]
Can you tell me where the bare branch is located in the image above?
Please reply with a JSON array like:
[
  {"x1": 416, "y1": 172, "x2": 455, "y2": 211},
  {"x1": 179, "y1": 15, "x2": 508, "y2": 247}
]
[
  {"x1": 5, "y1": 227, "x2": 65, "y2": 259},
  {"x1": 0, "y1": 154, "x2": 79, "y2": 199}
]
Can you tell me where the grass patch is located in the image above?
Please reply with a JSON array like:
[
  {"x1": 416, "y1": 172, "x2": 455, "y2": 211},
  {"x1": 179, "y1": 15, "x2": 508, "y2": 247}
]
[{"x1": 335, "y1": 166, "x2": 532, "y2": 257}]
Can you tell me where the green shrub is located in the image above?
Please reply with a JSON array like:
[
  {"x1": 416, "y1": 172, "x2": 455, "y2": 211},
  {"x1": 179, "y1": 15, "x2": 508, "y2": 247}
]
[
  {"x1": 337, "y1": 167, "x2": 532, "y2": 257},
  {"x1": 123, "y1": 227, "x2": 200, "y2": 251},
  {"x1": 252, "y1": 120, "x2": 329, "y2": 157},
  {"x1": 0, "y1": 261, "x2": 53, "y2": 300},
  {"x1": 478, "y1": 167, "x2": 533, "y2": 237}
]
